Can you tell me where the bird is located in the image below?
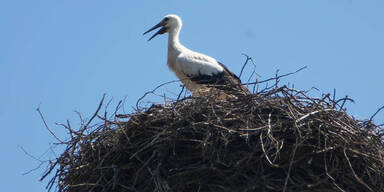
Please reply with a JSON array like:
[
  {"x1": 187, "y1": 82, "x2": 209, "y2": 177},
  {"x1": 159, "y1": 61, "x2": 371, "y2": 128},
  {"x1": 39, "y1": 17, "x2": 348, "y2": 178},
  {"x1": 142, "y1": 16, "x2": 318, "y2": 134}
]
[{"x1": 143, "y1": 14, "x2": 250, "y2": 97}]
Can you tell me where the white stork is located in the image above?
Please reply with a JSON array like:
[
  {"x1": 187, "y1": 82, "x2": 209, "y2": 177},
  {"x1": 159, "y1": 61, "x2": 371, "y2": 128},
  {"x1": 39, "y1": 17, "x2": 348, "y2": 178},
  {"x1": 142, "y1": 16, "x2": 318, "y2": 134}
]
[{"x1": 143, "y1": 14, "x2": 250, "y2": 97}]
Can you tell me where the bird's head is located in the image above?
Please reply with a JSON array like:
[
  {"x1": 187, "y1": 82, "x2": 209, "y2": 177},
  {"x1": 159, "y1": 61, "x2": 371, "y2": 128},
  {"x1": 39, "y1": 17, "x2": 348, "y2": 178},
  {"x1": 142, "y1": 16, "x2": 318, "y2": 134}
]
[{"x1": 143, "y1": 14, "x2": 182, "y2": 41}]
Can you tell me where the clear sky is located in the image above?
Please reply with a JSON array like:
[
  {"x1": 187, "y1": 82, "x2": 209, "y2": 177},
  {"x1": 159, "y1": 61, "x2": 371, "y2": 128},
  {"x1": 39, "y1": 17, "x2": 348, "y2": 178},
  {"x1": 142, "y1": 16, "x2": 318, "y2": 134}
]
[{"x1": 1, "y1": 1, "x2": 383, "y2": 191}]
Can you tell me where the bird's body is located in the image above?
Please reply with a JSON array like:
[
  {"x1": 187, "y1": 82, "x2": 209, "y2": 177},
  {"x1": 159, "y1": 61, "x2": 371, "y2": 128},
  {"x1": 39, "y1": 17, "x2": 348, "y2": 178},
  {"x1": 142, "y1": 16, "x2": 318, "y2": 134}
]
[
  {"x1": 144, "y1": 14, "x2": 250, "y2": 96},
  {"x1": 167, "y1": 39, "x2": 224, "y2": 94}
]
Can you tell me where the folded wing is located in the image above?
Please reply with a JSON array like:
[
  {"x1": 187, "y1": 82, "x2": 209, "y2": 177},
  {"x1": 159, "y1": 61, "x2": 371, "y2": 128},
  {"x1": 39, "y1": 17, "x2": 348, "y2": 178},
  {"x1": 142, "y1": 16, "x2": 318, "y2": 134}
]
[{"x1": 176, "y1": 53, "x2": 250, "y2": 95}]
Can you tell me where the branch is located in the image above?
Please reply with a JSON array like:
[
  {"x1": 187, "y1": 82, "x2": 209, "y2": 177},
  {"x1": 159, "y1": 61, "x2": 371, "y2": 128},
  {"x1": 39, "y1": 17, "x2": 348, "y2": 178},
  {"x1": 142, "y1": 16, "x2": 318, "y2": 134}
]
[
  {"x1": 37, "y1": 106, "x2": 63, "y2": 143},
  {"x1": 244, "y1": 66, "x2": 307, "y2": 85},
  {"x1": 84, "y1": 94, "x2": 106, "y2": 130},
  {"x1": 136, "y1": 79, "x2": 182, "y2": 110},
  {"x1": 369, "y1": 105, "x2": 384, "y2": 122}
]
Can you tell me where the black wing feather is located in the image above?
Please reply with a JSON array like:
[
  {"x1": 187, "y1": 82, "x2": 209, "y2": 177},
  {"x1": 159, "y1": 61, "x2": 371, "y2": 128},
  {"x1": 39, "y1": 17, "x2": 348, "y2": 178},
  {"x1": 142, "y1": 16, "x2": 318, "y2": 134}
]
[{"x1": 188, "y1": 61, "x2": 250, "y2": 94}]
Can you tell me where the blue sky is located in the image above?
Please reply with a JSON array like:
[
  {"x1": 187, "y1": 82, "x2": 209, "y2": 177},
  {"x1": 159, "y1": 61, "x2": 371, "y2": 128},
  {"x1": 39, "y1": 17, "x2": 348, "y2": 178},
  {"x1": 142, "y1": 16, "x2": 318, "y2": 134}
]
[{"x1": 1, "y1": 1, "x2": 383, "y2": 191}]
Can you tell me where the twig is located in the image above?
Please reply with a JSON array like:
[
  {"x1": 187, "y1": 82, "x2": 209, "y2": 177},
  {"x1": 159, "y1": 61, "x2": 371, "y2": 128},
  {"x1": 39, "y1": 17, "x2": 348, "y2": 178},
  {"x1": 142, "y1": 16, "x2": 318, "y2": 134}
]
[
  {"x1": 176, "y1": 85, "x2": 185, "y2": 102},
  {"x1": 244, "y1": 66, "x2": 307, "y2": 85},
  {"x1": 283, "y1": 138, "x2": 299, "y2": 192},
  {"x1": 239, "y1": 53, "x2": 252, "y2": 79},
  {"x1": 19, "y1": 145, "x2": 46, "y2": 175},
  {"x1": 343, "y1": 147, "x2": 374, "y2": 192},
  {"x1": 37, "y1": 105, "x2": 63, "y2": 143},
  {"x1": 84, "y1": 94, "x2": 106, "y2": 130},
  {"x1": 337, "y1": 95, "x2": 355, "y2": 111},
  {"x1": 296, "y1": 109, "x2": 334, "y2": 123},
  {"x1": 369, "y1": 105, "x2": 384, "y2": 122},
  {"x1": 136, "y1": 79, "x2": 181, "y2": 110}
]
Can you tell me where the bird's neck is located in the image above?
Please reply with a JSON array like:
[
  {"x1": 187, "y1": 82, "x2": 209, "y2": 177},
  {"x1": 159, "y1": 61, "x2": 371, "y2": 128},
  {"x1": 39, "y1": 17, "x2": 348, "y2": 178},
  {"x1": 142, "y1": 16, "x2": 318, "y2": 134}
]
[{"x1": 168, "y1": 27, "x2": 184, "y2": 52}]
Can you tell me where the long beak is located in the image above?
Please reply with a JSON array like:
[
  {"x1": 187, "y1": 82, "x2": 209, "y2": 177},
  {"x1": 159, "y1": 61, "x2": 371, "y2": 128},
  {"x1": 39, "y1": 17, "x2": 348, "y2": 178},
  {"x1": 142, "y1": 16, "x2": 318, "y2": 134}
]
[{"x1": 143, "y1": 21, "x2": 167, "y2": 41}]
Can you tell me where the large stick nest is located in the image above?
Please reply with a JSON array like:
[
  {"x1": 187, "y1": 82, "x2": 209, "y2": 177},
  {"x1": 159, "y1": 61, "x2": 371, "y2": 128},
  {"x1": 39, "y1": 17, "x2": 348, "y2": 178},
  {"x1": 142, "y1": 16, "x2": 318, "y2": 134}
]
[{"x1": 42, "y1": 85, "x2": 384, "y2": 192}]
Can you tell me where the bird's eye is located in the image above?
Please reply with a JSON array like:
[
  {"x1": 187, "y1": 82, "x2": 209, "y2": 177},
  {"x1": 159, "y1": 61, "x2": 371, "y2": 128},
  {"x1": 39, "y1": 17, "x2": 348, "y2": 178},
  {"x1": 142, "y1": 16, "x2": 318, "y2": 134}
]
[{"x1": 164, "y1": 18, "x2": 169, "y2": 22}]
